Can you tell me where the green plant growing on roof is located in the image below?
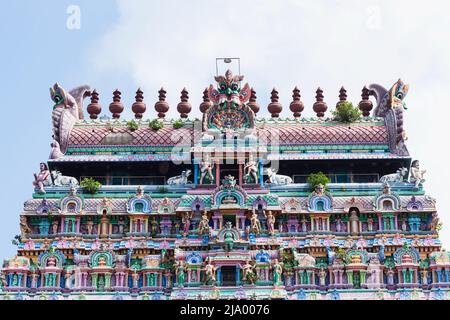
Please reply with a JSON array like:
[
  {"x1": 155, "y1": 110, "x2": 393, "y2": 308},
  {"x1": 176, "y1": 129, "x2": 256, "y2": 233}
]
[
  {"x1": 173, "y1": 119, "x2": 184, "y2": 129},
  {"x1": 307, "y1": 172, "x2": 330, "y2": 191},
  {"x1": 332, "y1": 102, "x2": 362, "y2": 123},
  {"x1": 149, "y1": 119, "x2": 164, "y2": 131},
  {"x1": 126, "y1": 119, "x2": 139, "y2": 131},
  {"x1": 80, "y1": 177, "x2": 102, "y2": 194}
]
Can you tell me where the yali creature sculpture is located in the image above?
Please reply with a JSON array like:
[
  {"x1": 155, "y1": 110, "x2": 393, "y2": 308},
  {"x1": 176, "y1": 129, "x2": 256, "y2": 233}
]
[
  {"x1": 368, "y1": 79, "x2": 409, "y2": 155},
  {"x1": 50, "y1": 83, "x2": 91, "y2": 154}
]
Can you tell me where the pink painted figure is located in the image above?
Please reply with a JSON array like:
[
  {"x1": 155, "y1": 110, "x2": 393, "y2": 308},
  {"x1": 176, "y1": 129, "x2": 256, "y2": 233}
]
[
  {"x1": 264, "y1": 211, "x2": 276, "y2": 235},
  {"x1": 33, "y1": 162, "x2": 50, "y2": 194},
  {"x1": 52, "y1": 220, "x2": 59, "y2": 234},
  {"x1": 182, "y1": 211, "x2": 193, "y2": 235},
  {"x1": 47, "y1": 256, "x2": 57, "y2": 267},
  {"x1": 86, "y1": 217, "x2": 94, "y2": 235}
]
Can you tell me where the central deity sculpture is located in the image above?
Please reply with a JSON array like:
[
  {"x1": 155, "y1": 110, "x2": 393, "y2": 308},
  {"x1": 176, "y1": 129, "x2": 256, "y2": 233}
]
[
  {"x1": 197, "y1": 211, "x2": 210, "y2": 236},
  {"x1": 202, "y1": 69, "x2": 256, "y2": 147},
  {"x1": 244, "y1": 154, "x2": 259, "y2": 184},
  {"x1": 199, "y1": 154, "x2": 215, "y2": 185},
  {"x1": 250, "y1": 209, "x2": 262, "y2": 234},
  {"x1": 206, "y1": 69, "x2": 252, "y2": 131},
  {"x1": 203, "y1": 258, "x2": 217, "y2": 285}
]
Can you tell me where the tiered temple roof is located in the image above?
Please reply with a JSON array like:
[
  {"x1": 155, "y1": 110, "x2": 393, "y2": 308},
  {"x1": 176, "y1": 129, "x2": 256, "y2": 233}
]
[{"x1": 0, "y1": 70, "x2": 446, "y2": 301}]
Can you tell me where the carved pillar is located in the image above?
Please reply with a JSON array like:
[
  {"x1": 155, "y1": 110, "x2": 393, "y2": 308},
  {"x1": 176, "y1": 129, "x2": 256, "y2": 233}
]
[
  {"x1": 215, "y1": 160, "x2": 220, "y2": 187},
  {"x1": 377, "y1": 214, "x2": 382, "y2": 231},
  {"x1": 259, "y1": 160, "x2": 264, "y2": 186},
  {"x1": 239, "y1": 163, "x2": 243, "y2": 186},
  {"x1": 60, "y1": 217, "x2": 65, "y2": 233},
  {"x1": 360, "y1": 270, "x2": 367, "y2": 285},
  {"x1": 194, "y1": 162, "x2": 199, "y2": 185},
  {"x1": 346, "y1": 270, "x2": 354, "y2": 286},
  {"x1": 76, "y1": 217, "x2": 81, "y2": 234}
]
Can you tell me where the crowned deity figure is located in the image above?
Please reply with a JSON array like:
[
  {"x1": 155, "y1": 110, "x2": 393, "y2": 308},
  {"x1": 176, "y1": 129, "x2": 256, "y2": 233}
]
[
  {"x1": 203, "y1": 258, "x2": 217, "y2": 285},
  {"x1": 98, "y1": 256, "x2": 107, "y2": 268},
  {"x1": 118, "y1": 216, "x2": 125, "y2": 234},
  {"x1": 249, "y1": 209, "x2": 261, "y2": 234},
  {"x1": 64, "y1": 270, "x2": 73, "y2": 289},
  {"x1": 47, "y1": 256, "x2": 57, "y2": 268},
  {"x1": 301, "y1": 215, "x2": 308, "y2": 232},
  {"x1": 319, "y1": 268, "x2": 327, "y2": 286},
  {"x1": 181, "y1": 211, "x2": 193, "y2": 236},
  {"x1": 174, "y1": 260, "x2": 186, "y2": 287},
  {"x1": 244, "y1": 154, "x2": 259, "y2": 184},
  {"x1": 151, "y1": 217, "x2": 160, "y2": 236},
  {"x1": 367, "y1": 215, "x2": 374, "y2": 232},
  {"x1": 33, "y1": 162, "x2": 51, "y2": 194},
  {"x1": 240, "y1": 260, "x2": 256, "y2": 285},
  {"x1": 20, "y1": 216, "x2": 32, "y2": 236},
  {"x1": 264, "y1": 210, "x2": 276, "y2": 236},
  {"x1": 198, "y1": 211, "x2": 210, "y2": 235},
  {"x1": 410, "y1": 160, "x2": 426, "y2": 188},
  {"x1": 52, "y1": 219, "x2": 59, "y2": 235},
  {"x1": 199, "y1": 154, "x2": 214, "y2": 185},
  {"x1": 0, "y1": 272, "x2": 7, "y2": 288},
  {"x1": 271, "y1": 259, "x2": 283, "y2": 286},
  {"x1": 86, "y1": 217, "x2": 94, "y2": 235},
  {"x1": 430, "y1": 212, "x2": 440, "y2": 232}
]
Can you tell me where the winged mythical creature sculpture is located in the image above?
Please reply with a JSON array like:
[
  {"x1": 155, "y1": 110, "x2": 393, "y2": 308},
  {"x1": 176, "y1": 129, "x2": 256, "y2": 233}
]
[
  {"x1": 49, "y1": 83, "x2": 91, "y2": 155},
  {"x1": 368, "y1": 79, "x2": 409, "y2": 156}
]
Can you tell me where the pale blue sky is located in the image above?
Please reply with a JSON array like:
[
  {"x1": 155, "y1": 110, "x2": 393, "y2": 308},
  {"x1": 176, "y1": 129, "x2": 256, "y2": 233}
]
[
  {"x1": 1, "y1": 0, "x2": 450, "y2": 260},
  {"x1": 0, "y1": 0, "x2": 121, "y2": 259}
]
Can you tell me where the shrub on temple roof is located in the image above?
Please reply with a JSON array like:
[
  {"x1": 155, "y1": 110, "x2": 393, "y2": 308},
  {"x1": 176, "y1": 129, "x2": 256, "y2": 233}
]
[
  {"x1": 126, "y1": 119, "x2": 139, "y2": 131},
  {"x1": 307, "y1": 172, "x2": 330, "y2": 190},
  {"x1": 332, "y1": 102, "x2": 361, "y2": 123},
  {"x1": 173, "y1": 119, "x2": 184, "y2": 129},
  {"x1": 80, "y1": 177, "x2": 102, "y2": 194},
  {"x1": 149, "y1": 119, "x2": 164, "y2": 131}
]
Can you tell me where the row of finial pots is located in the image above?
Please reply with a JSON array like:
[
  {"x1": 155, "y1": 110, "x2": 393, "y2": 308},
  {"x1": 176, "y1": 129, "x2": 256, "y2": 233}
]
[{"x1": 86, "y1": 86, "x2": 373, "y2": 120}]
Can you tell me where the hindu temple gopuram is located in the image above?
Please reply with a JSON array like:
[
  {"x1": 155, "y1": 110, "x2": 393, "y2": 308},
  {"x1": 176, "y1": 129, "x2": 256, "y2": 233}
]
[{"x1": 1, "y1": 64, "x2": 448, "y2": 300}]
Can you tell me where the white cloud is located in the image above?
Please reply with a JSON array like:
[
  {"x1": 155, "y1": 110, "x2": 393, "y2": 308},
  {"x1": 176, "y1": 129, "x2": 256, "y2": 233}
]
[{"x1": 87, "y1": 0, "x2": 450, "y2": 247}]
